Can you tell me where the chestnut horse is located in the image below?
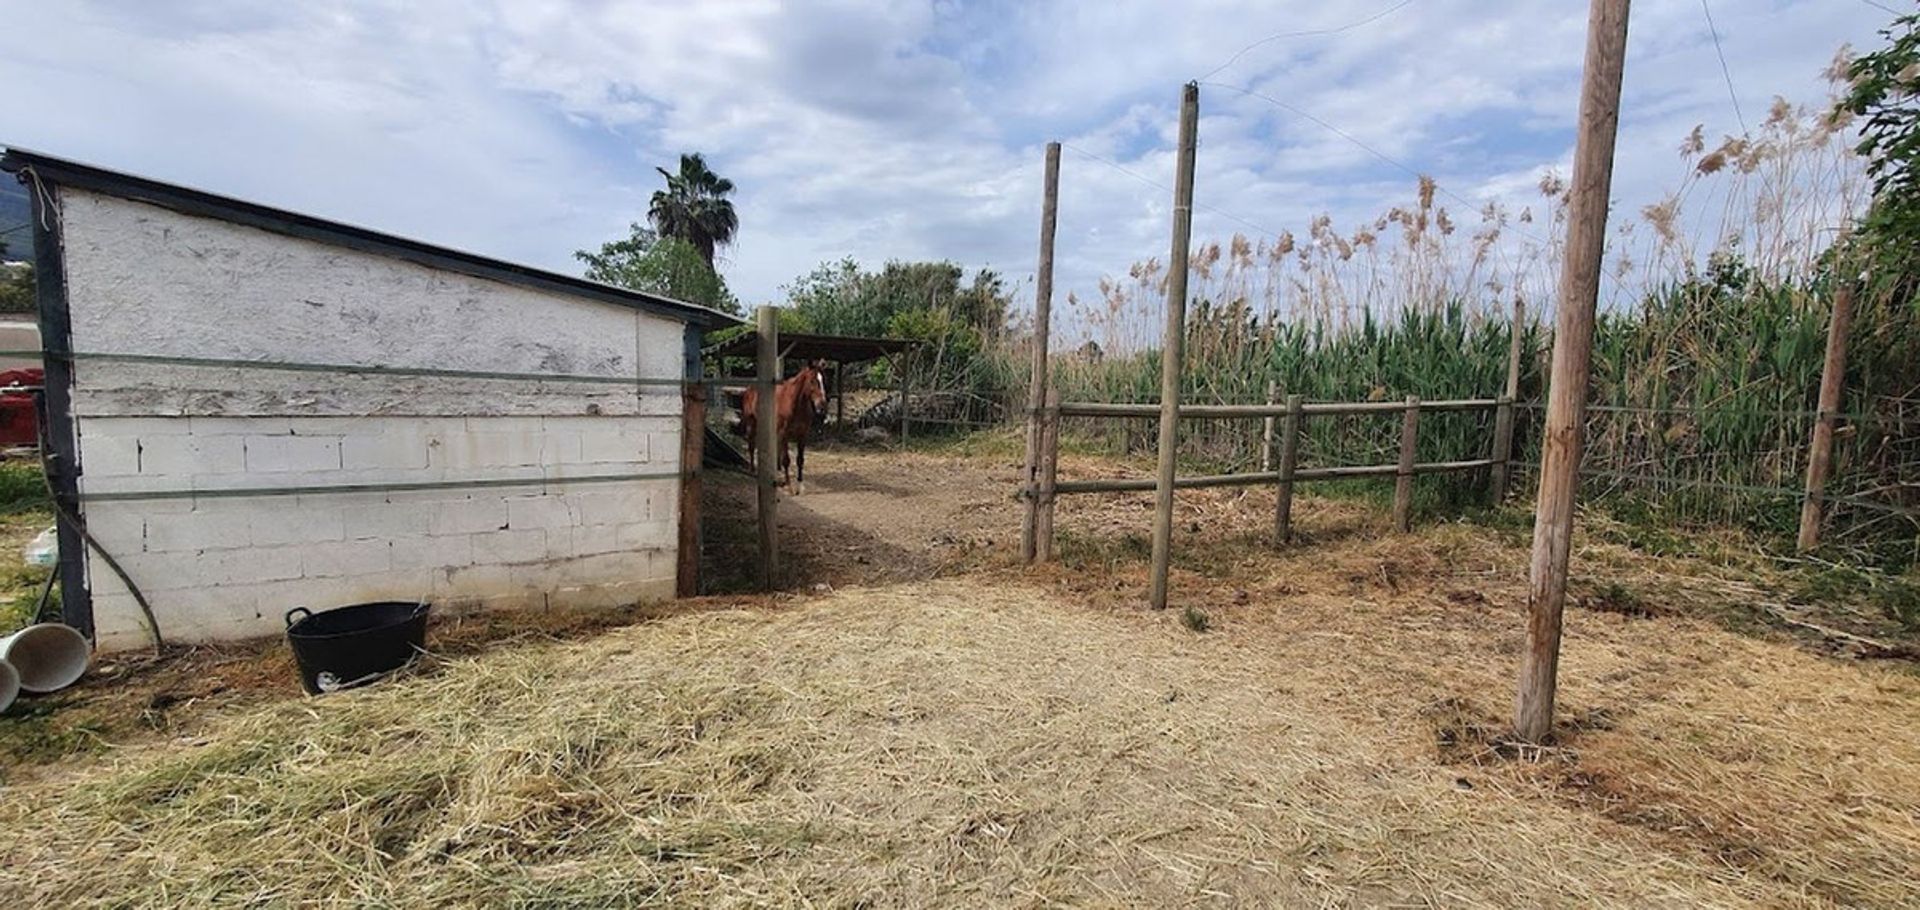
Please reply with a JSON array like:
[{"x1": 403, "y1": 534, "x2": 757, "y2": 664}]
[{"x1": 737, "y1": 360, "x2": 829, "y2": 493}]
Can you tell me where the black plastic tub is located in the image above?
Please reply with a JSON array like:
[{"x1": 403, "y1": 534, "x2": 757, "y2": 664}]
[{"x1": 284, "y1": 601, "x2": 431, "y2": 695}]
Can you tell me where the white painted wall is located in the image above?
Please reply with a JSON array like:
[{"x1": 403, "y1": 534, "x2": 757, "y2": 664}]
[{"x1": 56, "y1": 188, "x2": 689, "y2": 651}]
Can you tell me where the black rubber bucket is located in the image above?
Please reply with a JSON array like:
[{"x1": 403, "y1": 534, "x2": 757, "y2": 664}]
[{"x1": 284, "y1": 601, "x2": 431, "y2": 695}]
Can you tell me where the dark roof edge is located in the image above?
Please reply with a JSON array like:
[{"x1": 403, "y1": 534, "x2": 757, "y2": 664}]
[{"x1": 1, "y1": 147, "x2": 743, "y2": 329}]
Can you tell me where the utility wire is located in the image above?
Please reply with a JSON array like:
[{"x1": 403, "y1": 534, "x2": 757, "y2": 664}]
[
  {"x1": 1858, "y1": 0, "x2": 1902, "y2": 17},
  {"x1": 1197, "y1": 0, "x2": 1418, "y2": 82},
  {"x1": 1700, "y1": 0, "x2": 1750, "y2": 137}
]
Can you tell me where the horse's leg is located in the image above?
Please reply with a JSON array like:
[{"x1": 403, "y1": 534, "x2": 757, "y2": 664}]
[
  {"x1": 796, "y1": 436, "x2": 807, "y2": 495},
  {"x1": 779, "y1": 435, "x2": 792, "y2": 489}
]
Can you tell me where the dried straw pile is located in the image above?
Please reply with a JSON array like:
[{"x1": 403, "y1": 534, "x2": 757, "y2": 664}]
[{"x1": 4, "y1": 571, "x2": 1915, "y2": 906}]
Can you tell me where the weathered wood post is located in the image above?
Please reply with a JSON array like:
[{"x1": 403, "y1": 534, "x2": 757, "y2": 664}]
[
  {"x1": 1036, "y1": 387, "x2": 1062, "y2": 562},
  {"x1": 1148, "y1": 82, "x2": 1201, "y2": 611},
  {"x1": 834, "y1": 361, "x2": 847, "y2": 426},
  {"x1": 1797, "y1": 283, "x2": 1856, "y2": 553},
  {"x1": 1394, "y1": 396, "x2": 1421, "y2": 531},
  {"x1": 899, "y1": 374, "x2": 912, "y2": 444},
  {"x1": 1274, "y1": 393, "x2": 1304, "y2": 545},
  {"x1": 755, "y1": 305, "x2": 779, "y2": 590},
  {"x1": 1491, "y1": 297, "x2": 1525, "y2": 503},
  {"x1": 1023, "y1": 141, "x2": 1062, "y2": 564},
  {"x1": 676, "y1": 381, "x2": 706, "y2": 597},
  {"x1": 1261, "y1": 380, "x2": 1279, "y2": 472},
  {"x1": 1516, "y1": 0, "x2": 1630, "y2": 744}
]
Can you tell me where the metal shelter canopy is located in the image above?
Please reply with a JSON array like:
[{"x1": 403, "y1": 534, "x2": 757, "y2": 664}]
[{"x1": 704, "y1": 331, "x2": 918, "y2": 366}]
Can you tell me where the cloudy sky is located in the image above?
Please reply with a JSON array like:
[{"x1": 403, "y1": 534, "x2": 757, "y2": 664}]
[{"x1": 0, "y1": 0, "x2": 1893, "y2": 332}]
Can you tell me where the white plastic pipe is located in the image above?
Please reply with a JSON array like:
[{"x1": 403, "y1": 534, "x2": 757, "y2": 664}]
[
  {"x1": 0, "y1": 623, "x2": 90, "y2": 693},
  {"x1": 0, "y1": 659, "x2": 18, "y2": 713}
]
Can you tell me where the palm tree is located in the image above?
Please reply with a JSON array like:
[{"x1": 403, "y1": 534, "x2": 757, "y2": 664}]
[{"x1": 649, "y1": 153, "x2": 738, "y2": 269}]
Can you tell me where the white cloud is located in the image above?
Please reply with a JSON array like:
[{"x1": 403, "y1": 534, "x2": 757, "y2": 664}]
[{"x1": 0, "y1": 0, "x2": 1891, "y2": 333}]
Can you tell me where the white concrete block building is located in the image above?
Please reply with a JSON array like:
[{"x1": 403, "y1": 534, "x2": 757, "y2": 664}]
[{"x1": 3, "y1": 149, "x2": 736, "y2": 652}]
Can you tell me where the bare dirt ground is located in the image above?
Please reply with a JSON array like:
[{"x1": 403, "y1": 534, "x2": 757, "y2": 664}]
[{"x1": 2, "y1": 439, "x2": 1918, "y2": 907}]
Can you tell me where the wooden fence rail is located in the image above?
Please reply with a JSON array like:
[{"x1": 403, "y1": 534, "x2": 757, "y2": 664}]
[
  {"x1": 1055, "y1": 399, "x2": 1499, "y2": 419},
  {"x1": 1023, "y1": 396, "x2": 1507, "y2": 566}
]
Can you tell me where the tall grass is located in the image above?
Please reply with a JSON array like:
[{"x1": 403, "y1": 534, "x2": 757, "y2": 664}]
[{"x1": 980, "y1": 58, "x2": 1919, "y2": 561}]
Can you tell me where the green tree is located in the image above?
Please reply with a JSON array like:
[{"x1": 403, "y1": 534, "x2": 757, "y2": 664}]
[
  {"x1": 784, "y1": 259, "x2": 1009, "y2": 339},
  {"x1": 1841, "y1": 11, "x2": 1920, "y2": 298},
  {"x1": 575, "y1": 224, "x2": 740, "y2": 315},
  {"x1": 649, "y1": 153, "x2": 739, "y2": 269}
]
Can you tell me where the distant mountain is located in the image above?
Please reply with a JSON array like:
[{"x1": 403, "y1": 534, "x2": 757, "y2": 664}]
[{"x1": 0, "y1": 182, "x2": 29, "y2": 260}]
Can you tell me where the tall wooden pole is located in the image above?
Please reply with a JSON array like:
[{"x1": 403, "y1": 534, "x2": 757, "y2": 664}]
[
  {"x1": 1023, "y1": 142, "x2": 1062, "y2": 564},
  {"x1": 1515, "y1": 0, "x2": 1630, "y2": 744},
  {"x1": 1797, "y1": 284, "x2": 1856, "y2": 552},
  {"x1": 755, "y1": 305, "x2": 779, "y2": 590},
  {"x1": 1491, "y1": 297, "x2": 1525, "y2": 502},
  {"x1": 1149, "y1": 82, "x2": 1201, "y2": 611}
]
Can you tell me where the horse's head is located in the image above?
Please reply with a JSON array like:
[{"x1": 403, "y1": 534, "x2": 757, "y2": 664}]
[{"x1": 801, "y1": 360, "x2": 829, "y2": 415}]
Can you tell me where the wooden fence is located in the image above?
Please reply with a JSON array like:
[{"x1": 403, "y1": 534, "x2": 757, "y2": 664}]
[{"x1": 1021, "y1": 395, "x2": 1511, "y2": 572}]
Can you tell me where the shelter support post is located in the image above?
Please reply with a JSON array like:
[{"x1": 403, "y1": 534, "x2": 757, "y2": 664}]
[{"x1": 756, "y1": 306, "x2": 779, "y2": 590}]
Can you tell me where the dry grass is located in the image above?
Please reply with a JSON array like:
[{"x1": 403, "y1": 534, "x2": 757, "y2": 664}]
[{"x1": 2, "y1": 448, "x2": 1918, "y2": 907}]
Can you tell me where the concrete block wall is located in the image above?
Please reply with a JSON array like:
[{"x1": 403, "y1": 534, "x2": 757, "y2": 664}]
[
  {"x1": 79, "y1": 414, "x2": 681, "y2": 651},
  {"x1": 56, "y1": 188, "x2": 694, "y2": 652}
]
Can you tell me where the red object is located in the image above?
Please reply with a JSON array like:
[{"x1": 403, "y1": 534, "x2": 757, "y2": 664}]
[{"x1": 0, "y1": 367, "x2": 43, "y2": 446}]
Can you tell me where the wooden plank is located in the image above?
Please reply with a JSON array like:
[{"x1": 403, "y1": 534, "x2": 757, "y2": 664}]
[
  {"x1": 755, "y1": 305, "x2": 779, "y2": 590},
  {"x1": 1022, "y1": 142, "x2": 1062, "y2": 565},
  {"x1": 1275, "y1": 392, "x2": 1302, "y2": 545},
  {"x1": 1517, "y1": 0, "x2": 1631, "y2": 744},
  {"x1": 1036, "y1": 388, "x2": 1061, "y2": 562},
  {"x1": 1393, "y1": 396, "x2": 1420, "y2": 531},
  {"x1": 1148, "y1": 82, "x2": 1200, "y2": 611},
  {"x1": 1797, "y1": 284, "x2": 1855, "y2": 552}
]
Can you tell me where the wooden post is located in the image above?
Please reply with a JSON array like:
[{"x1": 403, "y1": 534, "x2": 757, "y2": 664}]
[
  {"x1": 1393, "y1": 396, "x2": 1420, "y2": 531},
  {"x1": 1261, "y1": 380, "x2": 1279, "y2": 472},
  {"x1": 899, "y1": 375, "x2": 911, "y2": 444},
  {"x1": 1023, "y1": 141, "x2": 1062, "y2": 564},
  {"x1": 755, "y1": 305, "x2": 779, "y2": 590},
  {"x1": 1516, "y1": 0, "x2": 1630, "y2": 744},
  {"x1": 1148, "y1": 82, "x2": 1201, "y2": 611},
  {"x1": 834, "y1": 361, "x2": 846, "y2": 426},
  {"x1": 676, "y1": 382, "x2": 706, "y2": 597},
  {"x1": 1036, "y1": 387, "x2": 1061, "y2": 562},
  {"x1": 1797, "y1": 284, "x2": 1856, "y2": 552},
  {"x1": 1491, "y1": 297, "x2": 1525, "y2": 502},
  {"x1": 1274, "y1": 393, "x2": 1303, "y2": 545}
]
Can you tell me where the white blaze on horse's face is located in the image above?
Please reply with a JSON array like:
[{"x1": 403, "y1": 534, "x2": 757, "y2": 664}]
[{"x1": 811, "y1": 370, "x2": 827, "y2": 410}]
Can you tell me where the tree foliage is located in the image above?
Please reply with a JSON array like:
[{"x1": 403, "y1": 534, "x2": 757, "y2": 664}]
[
  {"x1": 0, "y1": 261, "x2": 32, "y2": 315},
  {"x1": 783, "y1": 258, "x2": 1014, "y2": 395},
  {"x1": 649, "y1": 153, "x2": 739, "y2": 269},
  {"x1": 575, "y1": 224, "x2": 740, "y2": 316},
  {"x1": 1841, "y1": 12, "x2": 1920, "y2": 296}
]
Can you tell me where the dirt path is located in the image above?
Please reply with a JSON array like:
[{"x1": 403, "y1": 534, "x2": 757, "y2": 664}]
[{"x1": 701, "y1": 444, "x2": 1026, "y2": 592}]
